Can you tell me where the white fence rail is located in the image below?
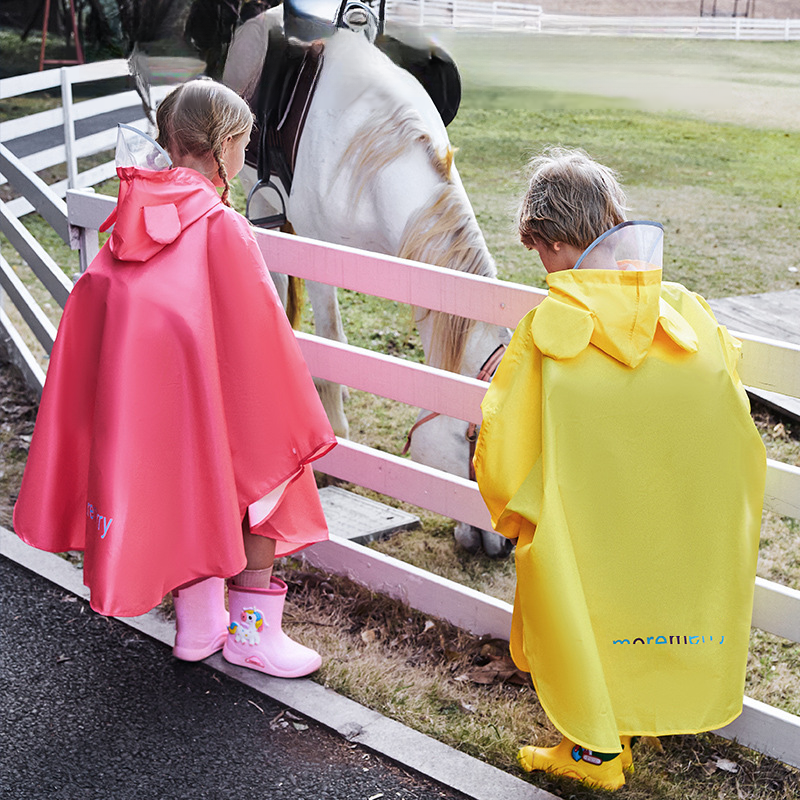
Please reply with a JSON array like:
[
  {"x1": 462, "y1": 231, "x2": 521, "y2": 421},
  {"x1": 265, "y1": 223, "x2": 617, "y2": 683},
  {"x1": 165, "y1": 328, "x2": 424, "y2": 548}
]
[
  {"x1": 385, "y1": 0, "x2": 800, "y2": 39},
  {"x1": 0, "y1": 61, "x2": 170, "y2": 220},
  {"x1": 538, "y1": 13, "x2": 800, "y2": 40},
  {"x1": 387, "y1": 0, "x2": 544, "y2": 29}
]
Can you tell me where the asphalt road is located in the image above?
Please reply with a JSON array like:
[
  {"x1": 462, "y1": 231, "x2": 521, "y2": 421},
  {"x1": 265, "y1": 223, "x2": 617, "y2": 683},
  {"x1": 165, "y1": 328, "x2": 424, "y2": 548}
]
[
  {"x1": 0, "y1": 557, "x2": 469, "y2": 800},
  {"x1": 3, "y1": 104, "x2": 146, "y2": 160}
]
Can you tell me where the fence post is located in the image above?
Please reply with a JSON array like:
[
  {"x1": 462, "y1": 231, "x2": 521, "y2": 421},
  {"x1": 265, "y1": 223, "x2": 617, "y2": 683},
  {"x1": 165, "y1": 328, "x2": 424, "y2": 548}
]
[
  {"x1": 61, "y1": 67, "x2": 78, "y2": 190},
  {"x1": 78, "y1": 222, "x2": 100, "y2": 274},
  {"x1": 67, "y1": 188, "x2": 101, "y2": 274}
]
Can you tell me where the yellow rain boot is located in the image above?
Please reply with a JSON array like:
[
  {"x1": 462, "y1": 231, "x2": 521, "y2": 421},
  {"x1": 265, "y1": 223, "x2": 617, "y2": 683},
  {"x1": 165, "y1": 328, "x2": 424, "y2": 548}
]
[
  {"x1": 518, "y1": 736, "x2": 626, "y2": 792},
  {"x1": 620, "y1": 735, "x2": 634, "y2": 773}
]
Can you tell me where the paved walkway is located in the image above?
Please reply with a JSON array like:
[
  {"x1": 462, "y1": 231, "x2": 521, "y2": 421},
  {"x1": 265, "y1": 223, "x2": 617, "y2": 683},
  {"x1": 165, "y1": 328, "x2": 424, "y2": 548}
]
[
  {"x1": 0, "y1": 528, "x2": 555, "y2": 800},
  {"x1": 1, "y1": 558, "x2": 463, "y2": 800}
]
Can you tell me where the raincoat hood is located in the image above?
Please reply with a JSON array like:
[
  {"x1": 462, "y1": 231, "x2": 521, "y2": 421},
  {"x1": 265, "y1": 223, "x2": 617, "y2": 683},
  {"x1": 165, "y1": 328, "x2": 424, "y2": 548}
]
[
  {"x1": 101, "y1": 167, "x2": 223, "y2": 262},
  {"x1": 100, "y1": 125, "x2": 221, "y2": 262},
  {"x1": 532, "y1": 222, "x2": 698, "y2": 368}
]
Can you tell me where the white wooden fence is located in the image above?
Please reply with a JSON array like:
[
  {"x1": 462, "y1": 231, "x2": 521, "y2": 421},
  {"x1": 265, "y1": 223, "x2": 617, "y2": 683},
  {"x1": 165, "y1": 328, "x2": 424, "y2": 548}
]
[
  {"x1": 0, "y1": 60, "x2": 170, "y2": 221},
  {"x1": 536, "y1": 13, "x2": 800, "y2": 40},
  {"x1": 387, "y1": 0, "x2": 544, "y2": 29},
  {"x1": 1, "y1": 62, "x2": 800, "y2": 771},
  {"x1": 385, "y1": 0, "x2": 800, "y2": 40}
]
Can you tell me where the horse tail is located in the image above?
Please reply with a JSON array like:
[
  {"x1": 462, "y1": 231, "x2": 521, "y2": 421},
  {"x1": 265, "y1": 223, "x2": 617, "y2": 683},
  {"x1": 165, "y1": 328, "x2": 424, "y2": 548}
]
[
  {"x1": 286, "y1": 276, "x2": 305, "y2": 330},
  {"x1": 278, "y1": 220, "x2": 305, "y2": 329}
]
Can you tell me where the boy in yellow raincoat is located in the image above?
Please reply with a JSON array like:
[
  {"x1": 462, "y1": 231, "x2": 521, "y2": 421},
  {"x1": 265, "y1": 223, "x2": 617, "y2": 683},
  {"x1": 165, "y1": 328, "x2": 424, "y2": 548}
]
[{"x1": 474, "y1": 148, "x2": 766, "y2": 791}]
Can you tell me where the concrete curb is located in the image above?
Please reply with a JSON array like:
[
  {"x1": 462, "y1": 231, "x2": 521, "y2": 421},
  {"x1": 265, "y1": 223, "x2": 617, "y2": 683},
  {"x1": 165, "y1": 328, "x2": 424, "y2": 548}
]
[{"x1": 0, "y1": 526, "x2": 558, "y2": 800}]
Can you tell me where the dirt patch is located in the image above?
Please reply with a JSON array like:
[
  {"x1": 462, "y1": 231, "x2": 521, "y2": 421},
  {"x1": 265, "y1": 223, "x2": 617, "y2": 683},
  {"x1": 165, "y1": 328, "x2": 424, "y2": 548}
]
[{"x1": 0, "y1": 353, "x2": 37, "y2": 530}]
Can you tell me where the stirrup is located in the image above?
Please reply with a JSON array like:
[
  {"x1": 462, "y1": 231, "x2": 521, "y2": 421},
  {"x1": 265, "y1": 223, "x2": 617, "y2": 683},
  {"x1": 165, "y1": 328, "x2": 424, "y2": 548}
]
[{"x1": 246, "y1": 178, "x2": 288, "y2": 230}]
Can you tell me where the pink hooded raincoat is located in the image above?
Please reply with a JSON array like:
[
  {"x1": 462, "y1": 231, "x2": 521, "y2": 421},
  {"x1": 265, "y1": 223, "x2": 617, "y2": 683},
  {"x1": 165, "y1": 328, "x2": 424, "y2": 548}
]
[{"x1": 14, "y1": 163, "x2": 336, "y2": 617}]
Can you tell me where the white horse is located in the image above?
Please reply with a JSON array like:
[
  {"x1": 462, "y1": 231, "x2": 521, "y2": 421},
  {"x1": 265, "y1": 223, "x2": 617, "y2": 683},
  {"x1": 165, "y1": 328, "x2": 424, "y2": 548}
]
[{"x1": 224, "y1": 17, "x2": 512, "y2": 557}]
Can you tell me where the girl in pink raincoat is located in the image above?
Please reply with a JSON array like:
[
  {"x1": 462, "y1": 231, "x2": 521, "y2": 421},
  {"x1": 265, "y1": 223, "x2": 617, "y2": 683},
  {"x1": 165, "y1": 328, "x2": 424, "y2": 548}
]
[{"x1": 14, "y1": 79, "x2": 337, "y2": 679}]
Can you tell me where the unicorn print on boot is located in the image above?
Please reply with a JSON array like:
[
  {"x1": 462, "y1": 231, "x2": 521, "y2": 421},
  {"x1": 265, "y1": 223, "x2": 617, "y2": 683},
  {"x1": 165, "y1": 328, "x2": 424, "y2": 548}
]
[{"x1": 222, "y1": 577, "x2": 321, "y2": 678}]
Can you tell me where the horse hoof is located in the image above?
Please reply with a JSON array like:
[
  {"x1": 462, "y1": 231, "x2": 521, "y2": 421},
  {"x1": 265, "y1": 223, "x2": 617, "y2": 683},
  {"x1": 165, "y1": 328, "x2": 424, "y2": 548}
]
[
  {"x1": 454, "y1": 522, "x2": 482, "y2": 554},
  {"x1": 481, "y1": 529, "x2": 513, "y2": 559}
]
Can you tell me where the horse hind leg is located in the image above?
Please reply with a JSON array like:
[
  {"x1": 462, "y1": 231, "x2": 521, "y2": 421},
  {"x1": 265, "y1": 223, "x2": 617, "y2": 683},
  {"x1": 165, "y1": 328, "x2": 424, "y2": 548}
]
[
  {"x1": 305, "y1": 280, "x2": 350, "y2": 439},
  {"x1": 314, "y1": 377, "x2": 349, "y2": 440}
]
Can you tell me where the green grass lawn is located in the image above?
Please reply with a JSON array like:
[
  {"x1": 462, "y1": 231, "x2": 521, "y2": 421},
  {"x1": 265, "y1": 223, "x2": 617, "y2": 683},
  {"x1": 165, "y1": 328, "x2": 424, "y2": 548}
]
[{"x1": 452, "y1": 100, "x2": 800, "y2": 297}]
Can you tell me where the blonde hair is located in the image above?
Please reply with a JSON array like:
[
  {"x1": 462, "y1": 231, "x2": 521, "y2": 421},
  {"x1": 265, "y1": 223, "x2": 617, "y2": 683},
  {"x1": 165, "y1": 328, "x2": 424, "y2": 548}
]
[
  {"x1": 517, "y1": 147, "x2": 628, "y2": 251},
  {"x1": 156, "y1": 79, "x2": 253, "y2": 206}
]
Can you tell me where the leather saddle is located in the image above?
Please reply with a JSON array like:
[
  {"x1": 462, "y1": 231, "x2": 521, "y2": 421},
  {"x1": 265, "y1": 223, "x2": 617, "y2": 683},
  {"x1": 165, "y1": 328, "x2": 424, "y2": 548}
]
[
  {"x1": 283, "y1": 0, "x2": 461, "y2": 127},
  {"x1": 244, "y1": 0, "x2": 462, "y2": 228},
  {"x1": 245, "y1": 28, "x2": 324, "y2": 227}
]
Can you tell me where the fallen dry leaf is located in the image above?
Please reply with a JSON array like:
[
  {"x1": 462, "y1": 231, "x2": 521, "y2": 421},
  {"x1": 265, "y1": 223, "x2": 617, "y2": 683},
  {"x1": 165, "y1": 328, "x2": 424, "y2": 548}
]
[
  {"x1": 460, "y1": 655, "x2": 528, "y2": 686},
  {"x1": 714, "y1": 757, "x2": 739, "y2": 774}
]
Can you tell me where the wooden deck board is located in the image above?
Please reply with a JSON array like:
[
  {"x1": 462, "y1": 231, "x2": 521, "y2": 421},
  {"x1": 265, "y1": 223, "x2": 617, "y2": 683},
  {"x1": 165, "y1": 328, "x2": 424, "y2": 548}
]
[
  {"x1": 709, "y1": 290, "x2": 800, "y2": 345},
  {"x1": 709, "y1": 290, "x2": 800, "y2": 422}
]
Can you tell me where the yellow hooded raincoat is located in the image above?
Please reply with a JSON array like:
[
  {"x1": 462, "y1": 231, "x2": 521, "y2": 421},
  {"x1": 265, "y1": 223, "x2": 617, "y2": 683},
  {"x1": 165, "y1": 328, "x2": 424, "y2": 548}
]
[{"x1": 474, "y1": 223, "x2": 766, "y2": 753}]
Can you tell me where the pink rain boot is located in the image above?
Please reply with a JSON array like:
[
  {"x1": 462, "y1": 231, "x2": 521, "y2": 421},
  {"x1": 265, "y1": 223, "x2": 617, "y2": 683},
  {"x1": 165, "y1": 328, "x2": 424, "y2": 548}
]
[
  {"x1": 223, "y1": 577, "x2": 321, "y2": 678},
  {"x1": 172, "y1": 577, "x2": 229, "y2": 661}
]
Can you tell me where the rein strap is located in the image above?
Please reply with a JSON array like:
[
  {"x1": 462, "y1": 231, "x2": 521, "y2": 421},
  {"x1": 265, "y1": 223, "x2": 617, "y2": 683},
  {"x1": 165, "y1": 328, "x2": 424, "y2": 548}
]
[{"x1": 401, "y1": 343, "x2": 507, "y2": 476}]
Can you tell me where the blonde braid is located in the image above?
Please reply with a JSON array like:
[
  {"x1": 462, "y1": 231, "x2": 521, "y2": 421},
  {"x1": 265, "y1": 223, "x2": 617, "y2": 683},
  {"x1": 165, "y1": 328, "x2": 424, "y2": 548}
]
[{"x1": 212, "y1": 144, "x2": 232, "y2": 206}]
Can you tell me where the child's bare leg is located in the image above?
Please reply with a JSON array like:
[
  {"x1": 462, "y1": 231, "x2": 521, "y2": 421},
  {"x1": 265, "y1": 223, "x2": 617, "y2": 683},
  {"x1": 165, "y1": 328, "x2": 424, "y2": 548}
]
[{"x1": 235, "y1": 513, "x2": 276, "y2": 588}]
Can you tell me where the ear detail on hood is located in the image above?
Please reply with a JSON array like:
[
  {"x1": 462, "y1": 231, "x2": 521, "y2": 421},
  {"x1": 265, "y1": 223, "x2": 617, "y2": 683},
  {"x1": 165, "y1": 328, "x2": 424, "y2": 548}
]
[
  {"x1": 658, "y1": 298, "x2": 699, "y2": 352},
  {"x1": 143, "y1": 203, "x2": 181, "y2": 244},
  {"x1": 530, "y1": 297, "x2": 594, "y2": 360}
]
